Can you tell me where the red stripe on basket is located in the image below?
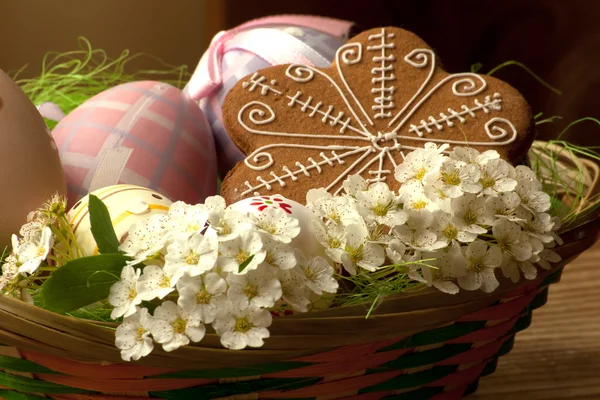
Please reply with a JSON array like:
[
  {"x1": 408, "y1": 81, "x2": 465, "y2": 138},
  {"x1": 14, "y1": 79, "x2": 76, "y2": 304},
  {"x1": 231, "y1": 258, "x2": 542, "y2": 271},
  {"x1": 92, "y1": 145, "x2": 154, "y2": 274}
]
[
  {"x1": 259, "y1": 371, "x2": 402, "y2": 399},
  {"x1": 446, "y1": 317, "x2": 518, "y2": 343},
  {"x1": 428, "y1": 385, "x2": 469, "y2": 400},
  {"x1": 425, "y1": 363, "x2": 486, "y2": 388},
  {"x1": 438, "y1": 337, "x2": 507, "y2": 365},
  {"x1": 266, "y1": 349, "x2": 409, "y2": 378},
  {"x1": 22, "y1": 350, "x2": 174, "y2": 378},
  {"x1": 37, "y1": 374, "x2": 214, "y2": 392},
  {"x1": 458, "y1": 290, "x2": 537, "y2": 321},
  {"x1": 293, "y1": 339, "x2": 398, "y2": 363},
  {"x1": 503, "y1": 278, "x2": 544, "y2": 298}
]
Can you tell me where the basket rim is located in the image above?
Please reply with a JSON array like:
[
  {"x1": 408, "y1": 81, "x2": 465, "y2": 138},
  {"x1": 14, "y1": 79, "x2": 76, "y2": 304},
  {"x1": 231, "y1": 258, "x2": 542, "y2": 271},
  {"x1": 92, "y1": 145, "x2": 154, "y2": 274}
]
[{"x1": 0, "y1": 218, "x2": 596, "y2": 370}]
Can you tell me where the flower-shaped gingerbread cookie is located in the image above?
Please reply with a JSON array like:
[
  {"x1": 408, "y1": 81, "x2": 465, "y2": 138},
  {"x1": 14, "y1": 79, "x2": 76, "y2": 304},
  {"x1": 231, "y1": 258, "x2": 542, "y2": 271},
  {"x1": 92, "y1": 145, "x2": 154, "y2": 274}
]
[{"x1": 220, "y1": 26, "x2": 533, "y2": 204}]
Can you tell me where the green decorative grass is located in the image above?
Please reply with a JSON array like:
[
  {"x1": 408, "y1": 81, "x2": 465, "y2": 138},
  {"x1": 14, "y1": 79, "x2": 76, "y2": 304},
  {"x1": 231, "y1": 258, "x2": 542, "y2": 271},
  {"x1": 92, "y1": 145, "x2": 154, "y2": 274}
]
[{"x1": 11, "y1": 37, "x2": 191, "y2": 130}]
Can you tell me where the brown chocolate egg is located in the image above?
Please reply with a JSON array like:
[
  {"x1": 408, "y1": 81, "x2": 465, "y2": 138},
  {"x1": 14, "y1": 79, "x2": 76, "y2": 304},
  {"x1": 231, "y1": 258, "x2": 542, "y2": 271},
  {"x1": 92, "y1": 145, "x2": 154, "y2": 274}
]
[{"x1": 0, "y1": 70, "x2": 66, "y2": 246}]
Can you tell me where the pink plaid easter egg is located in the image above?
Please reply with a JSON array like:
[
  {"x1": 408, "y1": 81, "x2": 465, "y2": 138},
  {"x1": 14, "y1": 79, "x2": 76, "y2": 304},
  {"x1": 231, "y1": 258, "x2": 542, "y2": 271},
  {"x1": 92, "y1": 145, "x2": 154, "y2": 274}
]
[
  {"x1": 52, "y1": 81, "x2": 218, "y2": 207},
  {"x1": 186, "y1": 15, "x2": 355, "y2": 179}
]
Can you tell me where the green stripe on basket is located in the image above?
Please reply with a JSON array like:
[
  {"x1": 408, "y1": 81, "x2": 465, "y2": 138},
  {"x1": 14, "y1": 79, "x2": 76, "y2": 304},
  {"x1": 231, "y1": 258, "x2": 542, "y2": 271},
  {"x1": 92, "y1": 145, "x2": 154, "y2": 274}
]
[
  {"x1": 0, "y1": 390, "x2": 47, "y2": 400},
  {"x1": 0, "y1": 355, "x2": 60, "y2": 374},
  {"x1": 509, "y1": 313, "x2": 533, "y2": 335},
  {"x1": 153, "y1": 361, "x2": 314, "y2": 379},
  {"x1": 497, "y1": 335, "x2": 516, "y2": 357},
  {"x1": 359, "y1": 366, "x2": 457, "y2": 393},
  {"x1": 529, "y1": 288, "x2": 549, "y2": 310},
  {"x1": 151, "y1": 377, "x2": 321, "y2": 400},
  {"x1": 379, "y1": 343, "x2": 472, "y2": 370},
  {"x1": 0, "y1": 371, "x2": 91, "y2": 394},
  {"x1": 541, "y1": 267, "x2": 563, "y2": 286},
  {"x1": 377, "y1": 322, "x2": 486, "y2": 352}
]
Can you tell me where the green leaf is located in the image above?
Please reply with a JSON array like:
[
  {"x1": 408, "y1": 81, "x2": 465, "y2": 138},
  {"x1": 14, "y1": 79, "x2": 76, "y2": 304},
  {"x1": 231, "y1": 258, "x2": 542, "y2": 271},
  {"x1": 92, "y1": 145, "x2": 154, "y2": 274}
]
[
  {"x1": 37, "y1": 253, "x2": 129, "y2": 314},
  {"x1": 238, "y1": 255, "x2": 255, "y2": 273},
  {"x1": 88, "y1": 194, "x2": 120, "y2": 254}
]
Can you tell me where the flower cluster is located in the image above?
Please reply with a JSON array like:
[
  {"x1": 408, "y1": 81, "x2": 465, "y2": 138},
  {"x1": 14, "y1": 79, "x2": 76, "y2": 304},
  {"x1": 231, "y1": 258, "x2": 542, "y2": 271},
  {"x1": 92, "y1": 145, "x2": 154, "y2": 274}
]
[
  {"x1": 112, "y1": 198, "x2": 338, "y2": 361},
  {"x1": 308, "y1": 143, "x2": 562, "y2": 295},
  {"x1": 0, "y1": 194, "x2": 76, "y2": 301}
]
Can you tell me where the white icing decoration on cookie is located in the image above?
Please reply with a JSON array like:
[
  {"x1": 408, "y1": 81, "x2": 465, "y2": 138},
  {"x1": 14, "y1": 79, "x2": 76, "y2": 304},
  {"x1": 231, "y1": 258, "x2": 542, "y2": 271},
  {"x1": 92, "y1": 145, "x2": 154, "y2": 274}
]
[
  {"x1": 485, "y1": 117, "x2": 517, "y2": 140},
  {"x1": 234, "y1": 28, "x2": 522, "y2": 197},
  {"x1": 367, "y1": 28, "x2": 396, "y2": 119}
]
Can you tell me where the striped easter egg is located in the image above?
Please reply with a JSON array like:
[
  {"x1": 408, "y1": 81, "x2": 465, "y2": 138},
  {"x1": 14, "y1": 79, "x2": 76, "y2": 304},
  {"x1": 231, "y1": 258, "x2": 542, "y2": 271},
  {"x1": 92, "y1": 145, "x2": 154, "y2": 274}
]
[
  {"x1": 187, "y1": 16, "x2": 354, "y2": 179},
  {"x1": 67, "y1": 184, "x2": 172, "y2": 256},
  {"x1": 52, "y1": 81, "x2": 218, "y2": 208}
]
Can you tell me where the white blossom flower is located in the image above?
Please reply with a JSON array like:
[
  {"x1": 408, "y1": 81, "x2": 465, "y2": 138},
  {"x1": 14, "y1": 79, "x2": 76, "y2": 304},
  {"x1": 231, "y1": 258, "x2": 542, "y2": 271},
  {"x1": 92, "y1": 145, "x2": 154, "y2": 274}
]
[
  {"x1": 313, "y1": 220, "x2": 346, "y2": 263},
  {"x1": 393, "y1": 210, "x2": 446, "y2": 252},
  {"x1": 342, "y1": 174, "x2": 368, "y2": 197},
  {"x1": 432, "y1": 211, "x2": 477, "y2": 244},
  {"x1": 250, "y1": 207, "x2": 300, "y2": 243},
  {"x1": 458, "y1": 240, "x2": 502, "y2": 293},
  {"x1": 164, "y1": 230, "x2": 219, "y2": 279},
  {"x1": 395, "y1": 143, "x2": 448, "y2": 186},
  {"x1": 120, "y1": 214, "x2": 171, "y2": 265},
  {"x1": 427, "y1": 159, "x2": 482, "y2": 198},
  {"x1": 167, "y1": 201, "x2": 208, "y2": 237},
  {"x1": 452, "y1": 194, "x2": 492, "y2": 234},
  {"x1": 262, "y1": 239, "x2": 296, "y2": 270},
  {"x1": 218, "y1": 232, "x2": 266, "y2": 274},
  {"x1": 340, "y1": 223, "x2": 385, "y2": 274},
  {"x1": 423, "y1": 181, "x2": 452, "y2": 214},
  {"x1": 136, "y1": 265, "x2": 177, "y2": 301},
  {"x1": 213, "y1": 303, "x2": 272, "y2": 350},
  {"x1": 206, "y1": 196, "x2": 252, "y2": 242},
  {"x1": 278, "y1": 268, "x2": 313, "y2": 312},
  {"x1": 177, "y1": 272, "x2": 227, "y2": 323},
  {"x1": 450, "y1": 147, "x2": 499, "y2": 166},
  {"x1": 115, "y1": 307, "x2": 154, "y2": 361},
  {"x1": 355, "y1": 182, "x2": 408, "y2": 226},
  {"x1": 0, "y1": 255, "x2": 18, "y2": 288},
  {"x1": 537, "y1": 247, "x2": 561, "y2": 270},
  {"x1": 295, "y1": 254, "x2": 338, "y2": 295},
  {"x1": 515, "y1": 209, "x2": 555, "y2": 243},
  {"x1": 19, "y1": 220, "x2": 45, "y2": 243},
  {"x1": 485, "y1": 192, "x2": 523, "y2": 222},
  {"x1": 109, "y1": 265, "x2": 143, "y2": 319},
  {"x1": 515, "y1": 179, "x2": 551, "y2": 213},
  {"x1": 501, "y1": 253, "x2": 538, "y2": 283},
  {"x1": 386, "y1": 239, "x2": 409, "y2": 264},
  {"x1": 419, "y1": 243, "x2": 467, "y2": 294},
  {"x1": 515, "y1": 165, "x2": 537, "y2": 181},
  {"x1": 399, "y1": 181, "x2": 440, "y2": 212},
  {"x1": 227, "y1": 264, "x2": 282, "y2": 308},
  {"x1": 150, "y1": 301, "x2": 205, "y2": 352},
  {"x1": 479, "y1": 159, "x2": 517, "y2": 196},
  {"x1": 307, "y1": 189, "x2": 362, "y2": 226},
  {"x1": 15, "y1": 226, "x2": 53, "y2": 274},
  {"x1": 492, "y1": 219, "x2": 533, "y2": 262}
]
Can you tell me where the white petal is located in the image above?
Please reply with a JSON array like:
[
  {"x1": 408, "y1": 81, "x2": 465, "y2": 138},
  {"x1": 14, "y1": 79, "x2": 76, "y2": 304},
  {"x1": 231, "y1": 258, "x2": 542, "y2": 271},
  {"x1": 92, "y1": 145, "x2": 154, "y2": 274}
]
[
  {"x1": 186, "y1": 325, "x2": 206, "y2": 342},
  {"x1": 433, "y1": 280, "x2": 460, "y2": 294},
  {"x1": 480, "y1": 269, "x2": 500, "y2": 293},
  {"x1": 458, "y1": 272, "x2": 482, "y2": 291}
]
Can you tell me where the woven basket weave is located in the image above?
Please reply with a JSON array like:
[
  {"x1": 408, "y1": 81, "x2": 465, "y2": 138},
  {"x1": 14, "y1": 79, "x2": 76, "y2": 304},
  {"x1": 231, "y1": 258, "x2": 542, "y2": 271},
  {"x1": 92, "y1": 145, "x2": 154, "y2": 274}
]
[{"x1": 0, "y1": 142, "x2": 598, "y2": 400}]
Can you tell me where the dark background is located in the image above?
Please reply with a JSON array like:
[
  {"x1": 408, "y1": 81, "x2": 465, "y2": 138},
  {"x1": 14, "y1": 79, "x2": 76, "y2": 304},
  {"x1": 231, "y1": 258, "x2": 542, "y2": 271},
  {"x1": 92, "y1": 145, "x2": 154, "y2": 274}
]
[{"x1": 1, "y1": 0, "x2": 598, "y2": 145}]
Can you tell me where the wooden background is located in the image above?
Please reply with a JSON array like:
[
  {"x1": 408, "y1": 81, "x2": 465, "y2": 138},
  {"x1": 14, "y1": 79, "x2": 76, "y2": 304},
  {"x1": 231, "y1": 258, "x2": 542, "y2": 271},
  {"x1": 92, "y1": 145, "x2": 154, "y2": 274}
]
[{"x1": 0, "y1": 0, "x2": 598, "y2": 397}]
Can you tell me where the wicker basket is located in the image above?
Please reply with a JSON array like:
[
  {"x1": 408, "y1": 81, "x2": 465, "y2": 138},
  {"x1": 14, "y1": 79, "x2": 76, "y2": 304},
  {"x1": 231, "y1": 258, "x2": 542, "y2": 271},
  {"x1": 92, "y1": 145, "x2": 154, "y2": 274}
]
[{"x1": 0, "y1": 142, "x2": 598, "y2": 400}]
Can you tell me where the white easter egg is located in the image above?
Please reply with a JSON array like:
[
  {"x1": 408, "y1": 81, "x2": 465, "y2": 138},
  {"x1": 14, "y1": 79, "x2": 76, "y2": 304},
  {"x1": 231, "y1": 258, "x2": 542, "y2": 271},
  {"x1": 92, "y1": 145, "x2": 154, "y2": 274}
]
[
  {"x1": 67, "y1": 184, "x2": 172, "y2": 256},
  {"x1": 228, "y1": 195, "x2": 325, "y2": 258},
  {"x1": 228, "y1": 195, "x2": 333, "y2": 316}
]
